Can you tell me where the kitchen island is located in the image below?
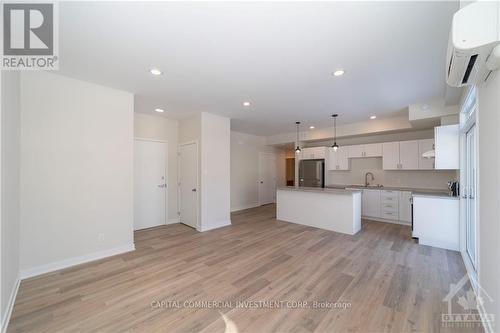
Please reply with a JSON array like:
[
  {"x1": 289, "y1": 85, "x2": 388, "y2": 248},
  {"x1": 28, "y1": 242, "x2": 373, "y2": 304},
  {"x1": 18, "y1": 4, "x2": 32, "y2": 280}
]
[{"x1": 276, "y1": 186, "x2": 362, "y2": 235}]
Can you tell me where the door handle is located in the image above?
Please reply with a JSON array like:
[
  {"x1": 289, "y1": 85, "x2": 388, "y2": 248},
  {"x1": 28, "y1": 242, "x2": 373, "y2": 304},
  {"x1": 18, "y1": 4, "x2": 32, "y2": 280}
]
[
  {"x1": 192, "y1": 188, "x2": 197, "y2": 192},
  {"x1": 157, "y1": 184, "x2": 167, "y2": 188},
  {"x1": 260, "y1": 181, "x2": 264, "y2": 184}
]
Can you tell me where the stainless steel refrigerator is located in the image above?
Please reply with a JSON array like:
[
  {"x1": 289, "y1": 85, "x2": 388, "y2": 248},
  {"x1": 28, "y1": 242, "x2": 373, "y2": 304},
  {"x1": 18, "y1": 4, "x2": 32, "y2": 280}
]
[{"x1": 299, "y1": 159, "x2": 325, "y2": 188}]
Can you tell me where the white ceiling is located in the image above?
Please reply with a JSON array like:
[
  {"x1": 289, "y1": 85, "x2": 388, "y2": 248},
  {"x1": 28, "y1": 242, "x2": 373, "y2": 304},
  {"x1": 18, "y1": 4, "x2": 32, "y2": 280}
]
[{"x1": 58, "y1": 1, "x2": 459, "y2": 136}]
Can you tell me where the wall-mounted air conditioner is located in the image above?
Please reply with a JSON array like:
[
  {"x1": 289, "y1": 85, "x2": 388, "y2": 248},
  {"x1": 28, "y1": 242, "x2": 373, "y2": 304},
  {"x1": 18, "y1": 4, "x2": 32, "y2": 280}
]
[{"x1": 446, "y1": 1, "x2": 500, "y2": 87}]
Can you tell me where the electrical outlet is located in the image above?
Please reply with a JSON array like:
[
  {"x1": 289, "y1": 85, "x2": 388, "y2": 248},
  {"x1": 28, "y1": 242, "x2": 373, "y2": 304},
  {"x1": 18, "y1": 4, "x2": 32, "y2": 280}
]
[{"x1": 98, "y1": 233, "x2": 105, "y2": 242}]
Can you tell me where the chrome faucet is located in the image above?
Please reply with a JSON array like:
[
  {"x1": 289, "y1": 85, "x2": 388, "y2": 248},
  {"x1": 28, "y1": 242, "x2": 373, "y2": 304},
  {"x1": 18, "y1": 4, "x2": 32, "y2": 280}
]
[{"x1": 365, "y1": 172, "x2": 375, "y2": 187}]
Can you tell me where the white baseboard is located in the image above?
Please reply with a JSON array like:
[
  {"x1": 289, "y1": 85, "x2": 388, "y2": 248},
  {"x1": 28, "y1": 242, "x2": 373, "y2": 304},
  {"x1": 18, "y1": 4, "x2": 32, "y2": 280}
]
[
  {"x1": 167, "y1": 217, "x2": 180, "y2": 224},
  {"x1": 198, "y1": 219, "x2": 232, "y2": 232},
  {"x1": 231, "y1": 203, "x2": 260, "y2": 212},
  {"x1": 1, "y1": 275, "x2": 20, "y2": 333},
  {"x1": 20, "y1": 243, "x2": 135, "y2": 280}
]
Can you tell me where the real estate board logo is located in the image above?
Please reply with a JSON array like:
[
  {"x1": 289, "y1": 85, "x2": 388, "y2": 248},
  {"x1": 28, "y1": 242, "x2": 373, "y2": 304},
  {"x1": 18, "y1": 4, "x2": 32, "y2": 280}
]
[
  {"x1": 442, "y1": 274, "x2": 495, "y2": 330},
  {"x1": 1, "y1": 1, "x2": 58, "y2": 70}
]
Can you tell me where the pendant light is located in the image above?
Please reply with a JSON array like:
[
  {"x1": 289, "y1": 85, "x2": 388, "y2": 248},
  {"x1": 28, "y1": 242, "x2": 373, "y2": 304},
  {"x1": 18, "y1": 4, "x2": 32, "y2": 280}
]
[
  {"x1": 295, "y1": 121, "x2": 301, "y2": 154},
  {"x1": 331, "y1": 114, "x2": 339, "y2": 151}
]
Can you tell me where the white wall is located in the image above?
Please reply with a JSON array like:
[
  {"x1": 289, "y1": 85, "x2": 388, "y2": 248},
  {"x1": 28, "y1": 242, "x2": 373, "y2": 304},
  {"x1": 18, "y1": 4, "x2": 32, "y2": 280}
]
[
  {"x1": 134, "y1": 112, "x2": 179, "y2": 223},
  {"x1": 307, "y1": 128, "x2": 435, "y2": 147},
  {"x1": 1, "y1": 71, "x2": 21, "y2": 331},
  {"x1": 477, "y1": 68, "x2": 500, "y2": 329},
  {"x1": 179, "y1": 114, "x2": 201, "y2": 144},
  {"x1": 230, "y1": 131, "x2": 282, "y2": 212},
  {"x1": 200, "y1": 112, "x2": 231, "y2": 231},
  {"x1": 266, "y1": 115, "x2": 414, "y2": 145},
  {"x1": 19, "y1": 72, "x2": 134, "y2": 274}
]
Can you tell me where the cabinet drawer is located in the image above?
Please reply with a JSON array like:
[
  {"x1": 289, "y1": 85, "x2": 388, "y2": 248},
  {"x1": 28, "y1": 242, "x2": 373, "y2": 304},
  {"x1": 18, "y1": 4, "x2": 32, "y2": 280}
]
[
  {"x1": 381, "y1": 190, "x2": 399, "y2": 199},
  {"x1": 381, "y1": 211, "x2": 399, "y2": 220},
  {"x1": 381, "y1": 202, "x2": 398, "y2": 212}
]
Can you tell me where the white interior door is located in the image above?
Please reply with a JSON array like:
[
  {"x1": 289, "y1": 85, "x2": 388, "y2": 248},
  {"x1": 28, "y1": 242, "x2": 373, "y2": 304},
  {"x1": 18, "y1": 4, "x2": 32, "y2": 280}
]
[
  {"x1": 179, "y1": 142, "x2": 198, "y2": 228},
  {"x1": 134, "y1": 140, "x2": 167, "y2": 230},
  {"x1": 465, "y1": 125, "x2": 477, "y2": 269},
  {"x1": 258, "y1": 153, "x2": 277, "y2": 205}
]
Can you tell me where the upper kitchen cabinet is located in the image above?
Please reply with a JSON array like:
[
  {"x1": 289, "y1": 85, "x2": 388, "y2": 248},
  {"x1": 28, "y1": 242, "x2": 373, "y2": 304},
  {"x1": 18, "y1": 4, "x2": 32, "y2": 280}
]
[
  {"x1": 435, "y1": 125, "x2": 459, "y2": 169},
  {"x1": 327, "y1": 146, "x2": 349, "y2": 170},
  {"x1": 382, "y1": 141, "x2": 419, "y2": 170},
  {"x1": 348, "y1": 145, "x2": 364, "y2": 158},
  {"x1": 364, "y1": 143, "x2": 383, "y2": 157},
  {"x1": 399, "y1": 140, "x2": 419, "y2": 170},
  {"x1": 300, "y1": 147, "x2": 326, "y2": 160},
  {"x1": 418, "y1": 139, "x2": 435, "y2": 170},
  {"x1": 382, "y1": 142, "x2": 400, "y2": 170},
  {"x1": 348, "y1": 143, "x2": 382, "y2": 158}
]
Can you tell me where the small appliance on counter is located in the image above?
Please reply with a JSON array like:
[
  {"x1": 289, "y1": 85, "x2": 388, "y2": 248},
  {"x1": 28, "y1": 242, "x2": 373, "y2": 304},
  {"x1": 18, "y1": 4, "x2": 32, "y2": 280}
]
[{"x1": 448, "y1": 181, "x2": 459, "y2": 197}]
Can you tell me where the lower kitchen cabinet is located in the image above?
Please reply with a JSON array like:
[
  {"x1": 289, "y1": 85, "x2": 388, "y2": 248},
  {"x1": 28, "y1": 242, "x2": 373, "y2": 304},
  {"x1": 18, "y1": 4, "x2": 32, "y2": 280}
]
[
  {"x1": 361, "y1": 189, "x2": 412, "y2": 225},
  {"x1": 362, "y1": 189, "x2": 381, "y2": 218},
  {"x1": 398, "y1": 191, "x2": 412, "y2": 223},
  {"x1": 413, "y1": 195, "x2": 459, "y2": 250}
]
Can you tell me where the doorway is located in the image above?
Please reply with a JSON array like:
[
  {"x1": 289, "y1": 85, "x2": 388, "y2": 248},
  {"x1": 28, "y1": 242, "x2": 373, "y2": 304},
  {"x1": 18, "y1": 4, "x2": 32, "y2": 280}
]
[
  {"x1": 258, "y1": 152, "x2": 277, "y2": 205},
  {"x1": 133, "y1": 139, "x2": 167, "y2": 230},
  {"x1": 179, "y1": 142, "x2": 198, "y2": 229}
]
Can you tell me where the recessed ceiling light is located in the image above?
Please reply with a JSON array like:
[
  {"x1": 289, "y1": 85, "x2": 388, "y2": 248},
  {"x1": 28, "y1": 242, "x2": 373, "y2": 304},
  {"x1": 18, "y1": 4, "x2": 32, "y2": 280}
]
[
  {"x1": 332, "y1": 70, "x2": 345, "y2": 77},
  {"x1": 154, "y1": 108, "x2": 164, "y2": 113},
  {"x1": 243, "y1": 101, "x2": 251, "y2": 107},
  {"x1": 309, "y1": 126, "x2": 315, "y2": 129},
  {"x1": 150, "y1": 68, "x2": 162, "y2": 76},
  {"x1": 370, "y1": 115, "x2": 377, "y2": 120}
]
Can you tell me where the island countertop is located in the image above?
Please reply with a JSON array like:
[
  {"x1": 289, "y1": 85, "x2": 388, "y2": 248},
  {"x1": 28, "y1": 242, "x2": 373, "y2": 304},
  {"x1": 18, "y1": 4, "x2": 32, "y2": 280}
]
[{"x1": 277, "y1": 186, "x2": 362, "y2": 195}]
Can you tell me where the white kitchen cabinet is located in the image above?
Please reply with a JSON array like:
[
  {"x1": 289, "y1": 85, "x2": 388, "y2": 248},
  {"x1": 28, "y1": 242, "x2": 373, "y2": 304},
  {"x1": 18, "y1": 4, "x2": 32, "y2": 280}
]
[
  {"x1": 300, "y1": 147, "x2": 326, "y2": 160},
  {"x1": 348, "y1": 145, "x2": 364, "y2": 158},
  {"x1": 418, "y1": 139, "x2": 435, "y2": 170},
  {"x1": 327, "y1": 147, "x2": 349, "y2": 170},
  {"x1": 381, "y1": 190, "x2": 399, "y2": 221},
  {"x1": 435, "y1": 125, "x2": 459, "y2": 170},
  {"x1": 398, "y1": 191, "x2": 412, "y2": 223},
  {"x1": 399, "y1": 140, "x2": 419, "y2": 170},
  {"x1": 413, "y1": 195, "x2": 459, "y2": 251},
  {"x1": 348, "y1": 144, "x2": 382, "y2": 158},
  {"x1": 364, "y1": 143, "x2": 383, "y2": 157},
  {"x1": 382, "y1": 141, "x2": 419, "y2": 170},
  {"x1": 362, "y1": 189, "x2": 381, "y2": 218},
  {"x1": 382, "y1": 142, "x2": 400, "y2": 170}
]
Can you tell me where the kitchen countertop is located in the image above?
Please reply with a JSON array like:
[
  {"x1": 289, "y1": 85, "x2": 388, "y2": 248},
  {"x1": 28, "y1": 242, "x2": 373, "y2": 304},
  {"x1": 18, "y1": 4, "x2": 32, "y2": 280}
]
[
  {"x1": 277, "y1": 186, "x2": 362, "y2": 195},
  {"x1": 412, "y1": 192, "x2": 459, "y2": 200},
  {"x1": 326, "y1": 184, "x2": 456, "y2": 198}
]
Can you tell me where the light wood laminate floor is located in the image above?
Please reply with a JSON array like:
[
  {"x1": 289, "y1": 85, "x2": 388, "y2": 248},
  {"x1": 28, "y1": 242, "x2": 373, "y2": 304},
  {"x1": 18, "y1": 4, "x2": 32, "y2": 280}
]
[{"x1": 8, "y1": 204, "x2": 481, "y2": 332}]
